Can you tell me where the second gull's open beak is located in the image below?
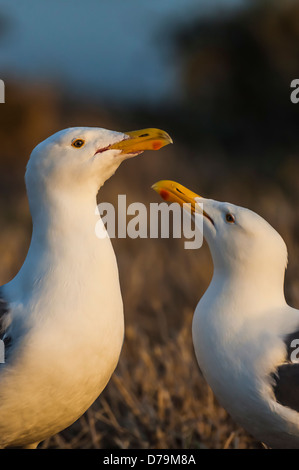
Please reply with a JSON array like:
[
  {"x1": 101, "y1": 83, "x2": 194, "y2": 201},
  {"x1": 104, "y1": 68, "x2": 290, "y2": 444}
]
[{"x1": 109, "y1": 128, "x2": 173, "y2": 155}]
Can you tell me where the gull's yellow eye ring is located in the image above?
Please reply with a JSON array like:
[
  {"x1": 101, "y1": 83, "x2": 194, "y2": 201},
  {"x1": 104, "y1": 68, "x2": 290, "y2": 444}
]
[{"x1": 72, "y1": 139, "x2": 85, "y2": 148}]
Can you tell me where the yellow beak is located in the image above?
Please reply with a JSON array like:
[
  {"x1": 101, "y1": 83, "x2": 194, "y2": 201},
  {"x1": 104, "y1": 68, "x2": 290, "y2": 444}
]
[
  {"x1": 152, "y1": 180, "x2": 202, "y2": 214},
  {"x1": 109, "y1": 128, "x2": 173, "y2": 154},
  {"x1": 152, "y1": 180, "x2": 215, "y2": 225}
]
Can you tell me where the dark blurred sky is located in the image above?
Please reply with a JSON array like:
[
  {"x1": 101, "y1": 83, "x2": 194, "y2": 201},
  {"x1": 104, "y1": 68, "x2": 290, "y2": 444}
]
[{"x1": 0, "y1": 0, "x2": 246, "y2": 105}]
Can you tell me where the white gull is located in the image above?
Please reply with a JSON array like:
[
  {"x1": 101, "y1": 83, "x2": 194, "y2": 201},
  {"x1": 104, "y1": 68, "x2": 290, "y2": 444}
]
[
  {"x1": 0, "y1": 126, "x2": 172, "y2": 448},
  {"x1": 153, "y1": 180, "x2": 299, "y2": 449}
]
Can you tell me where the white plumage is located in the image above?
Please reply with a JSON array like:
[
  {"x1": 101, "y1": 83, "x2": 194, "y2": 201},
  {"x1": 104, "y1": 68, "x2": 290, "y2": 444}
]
[
  {"x1": 0, "y1": 126, "x2": 171, "y2": 448},
  {"x1": 153, "y1": 180, "x2": 299, "y2": 449}
]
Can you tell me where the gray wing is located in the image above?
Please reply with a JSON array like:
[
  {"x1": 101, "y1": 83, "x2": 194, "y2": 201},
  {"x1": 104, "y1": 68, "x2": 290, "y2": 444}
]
[{"x1": 272, "y1": 330, "x2": 299, "y2": 413}]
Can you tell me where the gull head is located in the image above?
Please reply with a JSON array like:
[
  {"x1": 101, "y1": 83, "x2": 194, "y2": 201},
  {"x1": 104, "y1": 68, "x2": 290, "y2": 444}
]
[
  {"x1": 26, "y1": 127, "x2": 172, "y2": 202},
  {"x1": 152, "y1": 180, "x2": 288, "y2": 276}
]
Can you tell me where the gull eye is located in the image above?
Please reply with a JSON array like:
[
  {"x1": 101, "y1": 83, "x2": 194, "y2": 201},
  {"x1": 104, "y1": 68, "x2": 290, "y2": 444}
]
[
  {"x1": 72, "y1": 139, "x2": 85, "y2": 148},
  {"x1": 225, "y1": 213, "x2": 235, "y2": 224}
]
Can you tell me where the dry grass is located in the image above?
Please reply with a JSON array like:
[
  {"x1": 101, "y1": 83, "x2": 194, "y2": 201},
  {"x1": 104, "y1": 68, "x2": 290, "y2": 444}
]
[{"x1": 1, "y1": 85, "x2": 299, "y2": 449}]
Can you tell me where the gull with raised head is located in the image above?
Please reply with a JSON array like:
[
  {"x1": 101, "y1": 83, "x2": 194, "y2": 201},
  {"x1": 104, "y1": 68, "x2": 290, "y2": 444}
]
[
  {"x1": 0, "y1": 127, "x2": 172, "y2": 449},
  {"x1": 153, "y1": 180, "x2": 299, "y2": 449}
]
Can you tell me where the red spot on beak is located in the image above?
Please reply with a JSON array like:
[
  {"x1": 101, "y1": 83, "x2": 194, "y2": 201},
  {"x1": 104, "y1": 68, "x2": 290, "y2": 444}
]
[
  {"x1": 159, "y1": 189, "x2": 169, "y2": 200},
  {"x1": 152, "y1": 141, "x2": 162, "y2": 150}
]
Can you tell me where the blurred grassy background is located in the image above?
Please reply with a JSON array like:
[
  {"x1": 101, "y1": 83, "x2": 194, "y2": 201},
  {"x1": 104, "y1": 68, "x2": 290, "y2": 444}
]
[{"x1": 1, "y1": 0, "x2": 299, "y2": 449}]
